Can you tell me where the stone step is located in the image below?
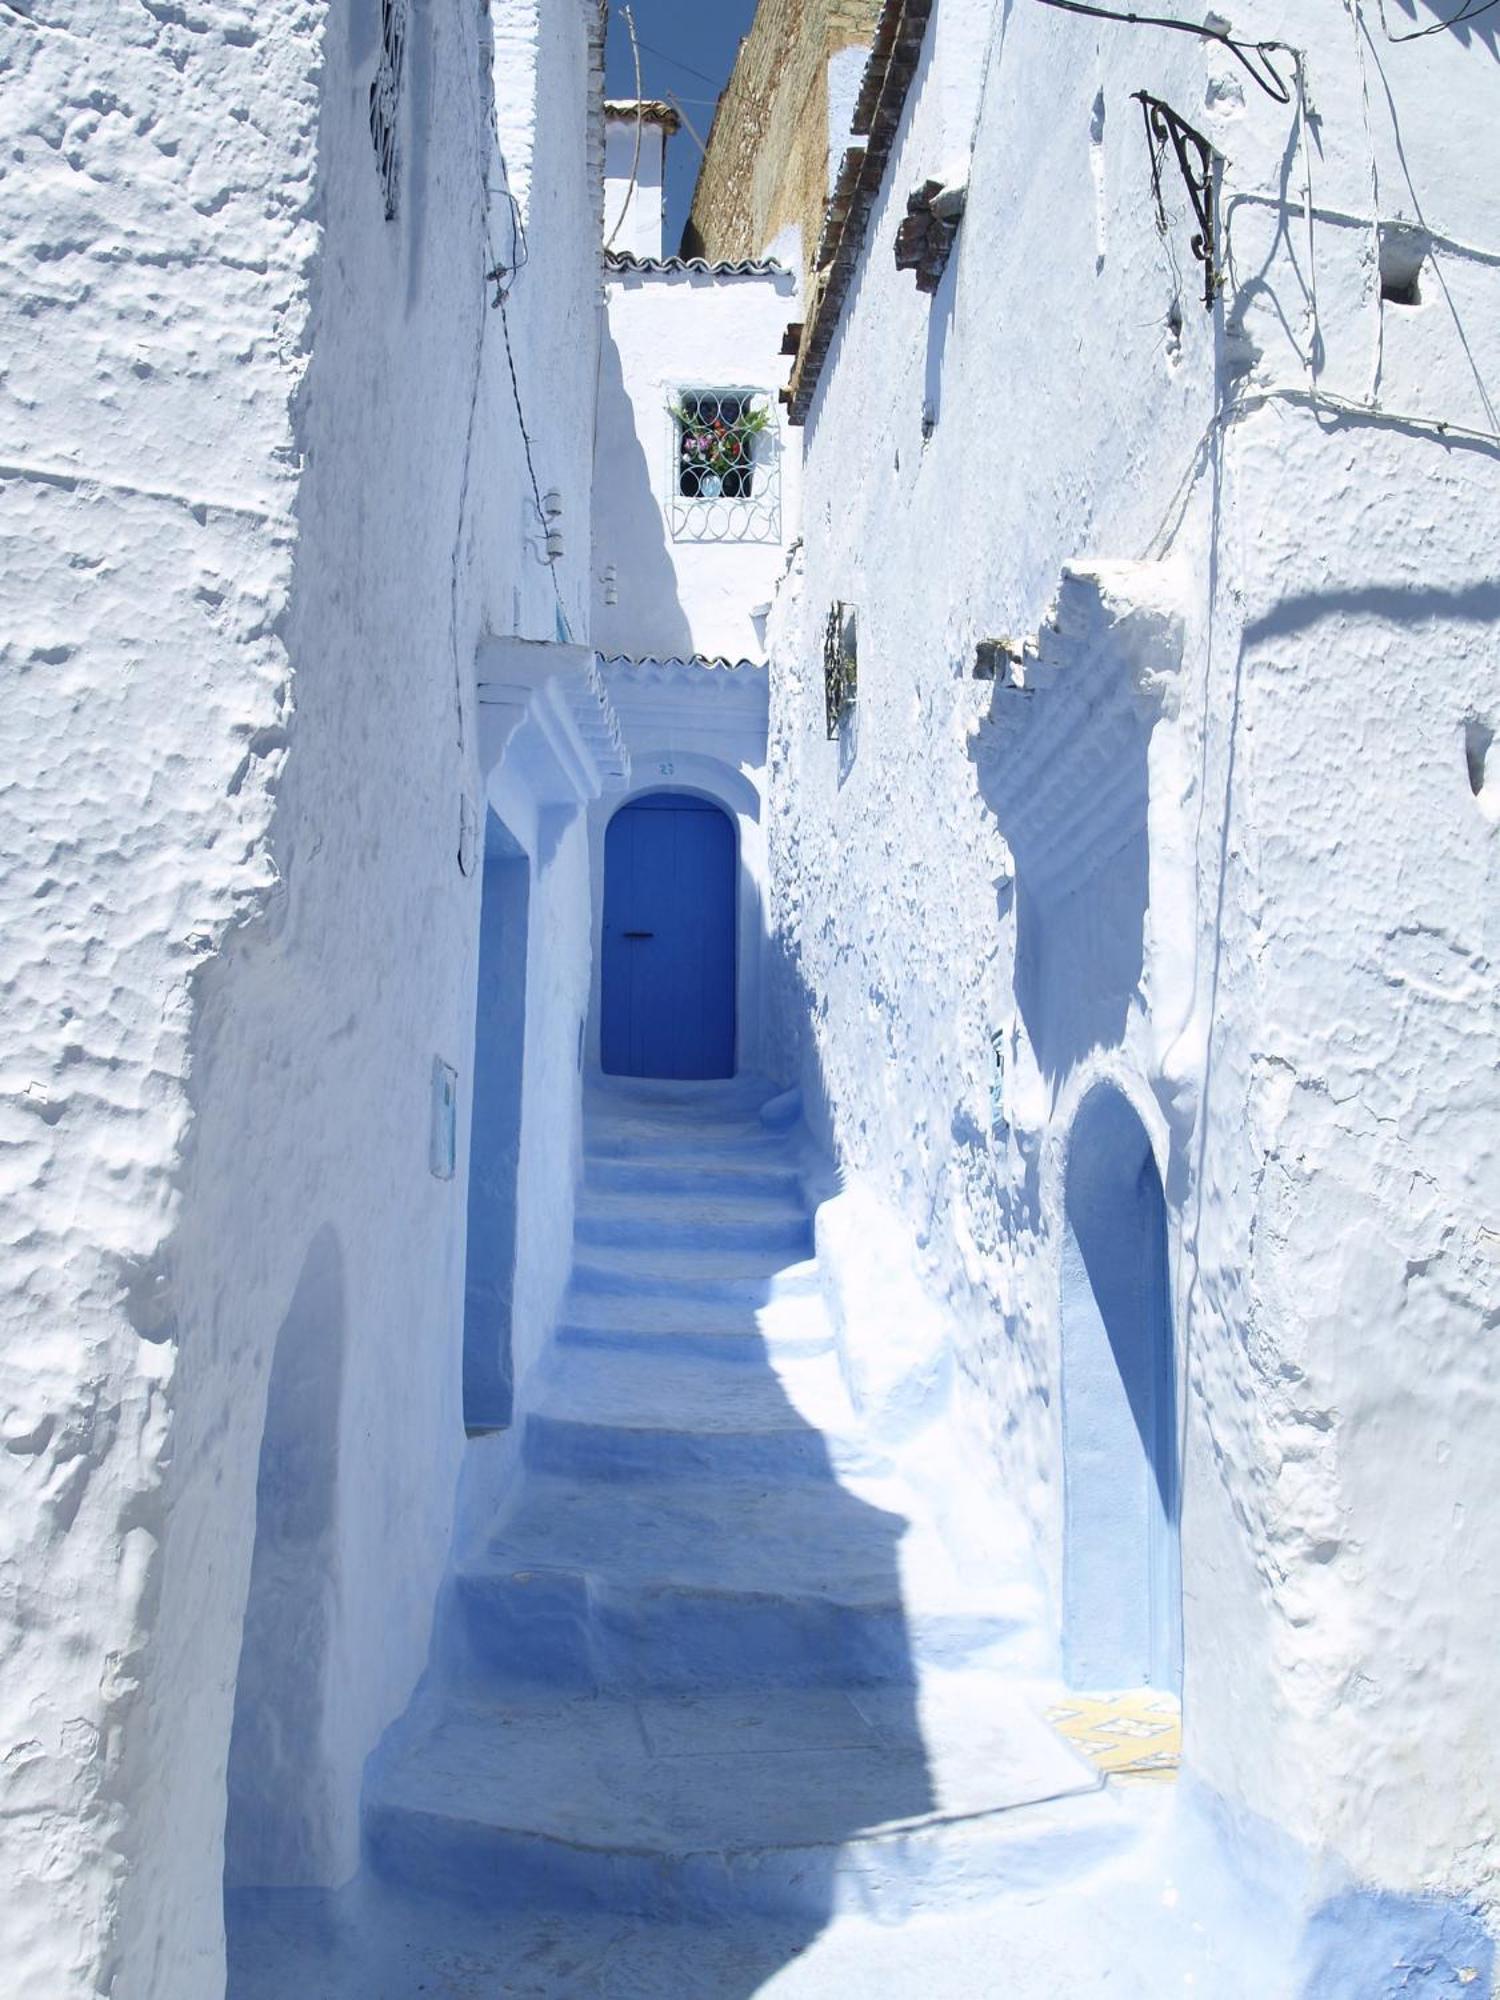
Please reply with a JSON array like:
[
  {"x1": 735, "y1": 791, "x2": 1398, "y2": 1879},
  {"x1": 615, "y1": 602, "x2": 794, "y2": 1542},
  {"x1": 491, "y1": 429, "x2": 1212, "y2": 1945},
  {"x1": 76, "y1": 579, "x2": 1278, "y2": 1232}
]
[
  {"x1": 574, "y1": 1187, "x2": 813, "y2": 1255},
  {"x1": 365, "y1": 1679, "x2": 1118, "y2": 1924},
  {"x1": 566, "y1": 1239, "x2": 823, "y2": 1288},
  {"x1": 584, "y1": 1154, "x2": 805, "y2": 1202},
  {"x1": 587, "y1": 1074, "x2": 783, "y2": 1118},
  {"x1": 556, "y1": 1267, "x2": 835, "y2": 1360},
  {"x1": 566, "y1": 1254, "x2": 821, "y2": 1307},
  {"x1": 450, "y1": 1475, "x2": 1042, "y2": 1692},
  {"x1": 523, "y1": 1346, "x2": 883, "y2": 1483},
  {"x1": 554, "y1": 1316, "x2": 835, "y2": 1364}
]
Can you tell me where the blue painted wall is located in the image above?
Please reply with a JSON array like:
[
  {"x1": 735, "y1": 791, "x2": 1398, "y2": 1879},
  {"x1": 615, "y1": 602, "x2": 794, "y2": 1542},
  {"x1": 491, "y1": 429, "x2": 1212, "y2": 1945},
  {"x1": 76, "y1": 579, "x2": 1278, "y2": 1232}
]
[
  {"x1": 601, "y1": 792, "x2": 737, "y2": 1080},
  {"x1": 463, "y1": 817, "x2": 530, "y2": 1431},
  {"x1": 1061, "y1": 1087, "x2": 1182, "y2": 1692}
]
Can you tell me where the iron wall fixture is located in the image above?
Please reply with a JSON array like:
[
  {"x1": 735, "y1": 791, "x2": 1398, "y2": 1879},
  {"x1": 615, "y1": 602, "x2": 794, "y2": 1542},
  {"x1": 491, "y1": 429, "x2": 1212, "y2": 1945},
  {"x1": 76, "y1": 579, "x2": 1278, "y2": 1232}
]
[
  {"x1": 1134, "y1": 92, "x2": 1222, "y2": 310},
  {"x1": 824, "y1": 602, "x2": 858, "y2": 739},
  {"x1": 369, "y1": 0, "x2": 407, "y2": 221}
]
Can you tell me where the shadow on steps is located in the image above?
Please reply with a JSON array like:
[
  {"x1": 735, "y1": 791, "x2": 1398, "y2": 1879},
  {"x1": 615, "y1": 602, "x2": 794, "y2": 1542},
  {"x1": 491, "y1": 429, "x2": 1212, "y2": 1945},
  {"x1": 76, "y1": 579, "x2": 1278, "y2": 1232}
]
[{"x1": 225, "y1": 1077, "x2": 951, "y2": 1997}]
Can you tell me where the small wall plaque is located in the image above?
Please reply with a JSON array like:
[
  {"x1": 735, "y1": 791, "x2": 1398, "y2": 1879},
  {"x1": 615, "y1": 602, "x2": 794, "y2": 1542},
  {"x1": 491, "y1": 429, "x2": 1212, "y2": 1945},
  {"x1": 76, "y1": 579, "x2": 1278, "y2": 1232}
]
[{"x1": 430, "y1": 1058, "x2": 458, "y2": 1180}]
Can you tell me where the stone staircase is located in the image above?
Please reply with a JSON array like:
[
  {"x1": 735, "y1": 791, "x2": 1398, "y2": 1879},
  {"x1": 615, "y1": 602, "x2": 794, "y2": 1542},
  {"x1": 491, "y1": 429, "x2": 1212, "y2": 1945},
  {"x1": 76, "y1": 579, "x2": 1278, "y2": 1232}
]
[
  {"x1": 361, "y1": 1076, "x2": 1124, "y2": 1930},
  {"x1": 229, "y1": 1075, "x2": 1155, "y2": 1995}
]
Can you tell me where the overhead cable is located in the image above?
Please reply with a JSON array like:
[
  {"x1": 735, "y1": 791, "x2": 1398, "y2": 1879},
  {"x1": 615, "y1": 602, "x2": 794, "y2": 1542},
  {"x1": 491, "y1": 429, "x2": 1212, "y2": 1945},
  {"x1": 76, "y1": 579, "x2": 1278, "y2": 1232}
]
[
  {"x1": 1030, "y1": 0, "x2": 1295, "y2": 102},
  {"x1": 603, "y1": 3, "x2": 643, "y2": 253},
  {"x1": 1376, "y1": 0, "x2": 1500, "y2": 37}
]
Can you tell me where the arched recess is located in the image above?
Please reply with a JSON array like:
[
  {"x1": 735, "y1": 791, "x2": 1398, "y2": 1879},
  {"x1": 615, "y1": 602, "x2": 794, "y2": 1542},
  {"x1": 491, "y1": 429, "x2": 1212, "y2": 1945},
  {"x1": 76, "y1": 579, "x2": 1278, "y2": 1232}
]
[
  {"x1": 463, "y1": 809, "x2": 530, "y2": 1432},
  {"x1": 1060, "y1": 1085, "x2": 1182, "y2": 1692},
  {"x1": 601, "y1": 789, "x2": 737, "y2": 1079},
  {"x1": 224, "y1": 1225, "x2": 347, "y2": 1888}
]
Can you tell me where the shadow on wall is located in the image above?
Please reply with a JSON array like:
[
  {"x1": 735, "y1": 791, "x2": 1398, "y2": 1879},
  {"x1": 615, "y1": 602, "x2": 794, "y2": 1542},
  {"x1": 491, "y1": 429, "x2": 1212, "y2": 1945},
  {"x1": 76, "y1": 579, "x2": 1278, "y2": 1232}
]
[
  {"x1": 1376, "y1": 0, "x2": 1499, "y2": 55},
  {"x1": 594, "y1": 325, "x2": 695, "y2": 659},
  {"x1": 463, "y1": 811, "x2": 530, "y2": 1433},
  {"x1": 999, "y1": 711, "x2": 1149, "y2": 1084},
  {"x1": 224, "y1": 1226, "x2": 348, "y2": 1890},
  {"x1": 1295, "y1": 1884, "x2": 1496, "y2": 1998},
  {"x1": 1061, "y1": 1086, "x2": 1181, "y2": 1695}
]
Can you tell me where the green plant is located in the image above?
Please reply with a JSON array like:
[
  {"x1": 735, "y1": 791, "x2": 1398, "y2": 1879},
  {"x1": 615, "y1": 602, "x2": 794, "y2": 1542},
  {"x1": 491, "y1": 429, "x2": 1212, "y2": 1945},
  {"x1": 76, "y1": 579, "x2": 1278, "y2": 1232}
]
[{"x1": 669, "y1": 397, "x2": 770, "y2": 481}]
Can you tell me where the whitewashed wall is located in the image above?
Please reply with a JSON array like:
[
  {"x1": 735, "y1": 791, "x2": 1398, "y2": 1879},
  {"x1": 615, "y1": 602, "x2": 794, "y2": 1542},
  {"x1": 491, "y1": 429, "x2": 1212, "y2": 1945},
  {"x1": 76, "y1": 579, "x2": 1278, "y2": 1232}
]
[
  {"x1": 603, "y1": 115, "x2": 669, "y2": 260},
  {"x1": 0, "y1": 0, "x2": 605, "y2": 1992},
  {"x1": 764, "y1": 0, "x2": 1500, "y2": 1952},
  {"x1": 592, "y1": 261, "x2": 800, "y2": 663}
]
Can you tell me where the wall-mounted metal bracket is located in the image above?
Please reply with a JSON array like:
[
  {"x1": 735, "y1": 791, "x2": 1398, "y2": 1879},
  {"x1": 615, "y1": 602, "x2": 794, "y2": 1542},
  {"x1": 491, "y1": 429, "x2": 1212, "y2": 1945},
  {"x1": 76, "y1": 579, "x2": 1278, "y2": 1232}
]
[
  {"x1": 1134, "y1": 92, "x2": 1222, "y2": 310},
  {"x1": 824, "y1": 602, "x2": 858, "y2": 739}
]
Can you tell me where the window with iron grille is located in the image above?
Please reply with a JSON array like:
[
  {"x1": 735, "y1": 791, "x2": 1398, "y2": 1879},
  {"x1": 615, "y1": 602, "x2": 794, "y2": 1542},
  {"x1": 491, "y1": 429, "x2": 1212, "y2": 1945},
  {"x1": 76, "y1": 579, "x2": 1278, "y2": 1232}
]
[
  {"x1": 824, "y1": 601, "x2": 857, "y2": 738},
  {"x1": 369, "y1": 0, "x2": 407, "y2": 221},
  {"x1": 667, "y1": 389, "x2": 781, "y2": 545}
]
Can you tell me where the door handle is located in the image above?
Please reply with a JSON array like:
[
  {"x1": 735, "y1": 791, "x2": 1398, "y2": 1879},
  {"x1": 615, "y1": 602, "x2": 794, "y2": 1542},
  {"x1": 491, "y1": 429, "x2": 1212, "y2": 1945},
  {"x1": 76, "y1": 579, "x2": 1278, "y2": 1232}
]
[{"x1": 623, "y1": 930, "x2": 654, "y2": 939}]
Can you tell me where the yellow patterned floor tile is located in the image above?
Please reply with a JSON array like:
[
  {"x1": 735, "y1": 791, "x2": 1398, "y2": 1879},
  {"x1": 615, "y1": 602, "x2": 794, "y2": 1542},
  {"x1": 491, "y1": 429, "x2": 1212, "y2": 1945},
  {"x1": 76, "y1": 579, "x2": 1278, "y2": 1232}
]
[{"x1": 1045, "y1": 1690, "x2": 1182, "y2": 1782}]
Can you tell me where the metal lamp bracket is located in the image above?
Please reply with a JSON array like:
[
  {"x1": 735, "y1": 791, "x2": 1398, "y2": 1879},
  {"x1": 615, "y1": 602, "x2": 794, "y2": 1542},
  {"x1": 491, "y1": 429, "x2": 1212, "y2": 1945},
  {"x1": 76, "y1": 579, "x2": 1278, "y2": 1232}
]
[{"x1": 1134, "y1": 91, "x2": 1223, "y2": 311}]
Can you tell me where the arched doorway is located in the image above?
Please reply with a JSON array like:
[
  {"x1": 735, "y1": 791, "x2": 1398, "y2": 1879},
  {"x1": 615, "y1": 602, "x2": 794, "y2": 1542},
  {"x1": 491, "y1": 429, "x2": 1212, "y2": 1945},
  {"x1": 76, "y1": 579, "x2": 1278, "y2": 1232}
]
[
  {"x1": 601, "y1": 790, "x2": 736, "y2": 1080},
  {"x1": 1060, "y1": 1087, "x2": 1181, "y2": 1691}
]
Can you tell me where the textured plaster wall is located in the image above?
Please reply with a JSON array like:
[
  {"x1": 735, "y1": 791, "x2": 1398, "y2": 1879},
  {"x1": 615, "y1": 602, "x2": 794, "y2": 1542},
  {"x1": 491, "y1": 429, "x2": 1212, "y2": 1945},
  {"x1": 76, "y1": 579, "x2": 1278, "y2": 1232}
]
[
  {"x1": 593, "y1": 262, "x2": 800, "y2": 663},
  {"x1": 0, "y1": 0, "x2": 604, "y2": 1992},
  {"x1": 764, "y1": 0, "x2": 1500, "y2": 1936}
]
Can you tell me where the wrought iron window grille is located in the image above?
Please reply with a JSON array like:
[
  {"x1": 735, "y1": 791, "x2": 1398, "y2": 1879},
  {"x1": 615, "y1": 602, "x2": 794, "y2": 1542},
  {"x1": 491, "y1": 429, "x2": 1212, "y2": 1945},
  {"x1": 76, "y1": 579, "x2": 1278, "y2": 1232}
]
[
  {"x1": 824, "y1": 601, "x2": 857, "y2": 739},
  {"x1": 667, "y1": 390, "x2": 782, "y2": 546},
  {"x1": 370, "y1": 0, "x2": 408, "y2": 222},
  {"x1": 1135, "y1": 91, "x2": 1222, "y2": 310}
]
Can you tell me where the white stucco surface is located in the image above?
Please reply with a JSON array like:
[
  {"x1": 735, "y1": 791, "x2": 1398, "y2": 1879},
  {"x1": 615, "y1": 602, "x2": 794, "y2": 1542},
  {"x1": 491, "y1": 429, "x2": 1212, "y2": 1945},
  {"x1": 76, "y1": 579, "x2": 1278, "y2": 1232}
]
[
  {"x1": 763, "y1": 0, "x2": 1500, "y2": 1947},
  {"x1": 604, "y1": 114, "x2": 668, "y2": 261},
  {"x1": 593, "y1": 261, "x2": 800, "y2": 663},
  {"x1": 3, "y1": 0, "x2": 1499, "y2": 1988},
  {"x1": 0, "y1": 1, "x2": 607, "y2": 1992}
]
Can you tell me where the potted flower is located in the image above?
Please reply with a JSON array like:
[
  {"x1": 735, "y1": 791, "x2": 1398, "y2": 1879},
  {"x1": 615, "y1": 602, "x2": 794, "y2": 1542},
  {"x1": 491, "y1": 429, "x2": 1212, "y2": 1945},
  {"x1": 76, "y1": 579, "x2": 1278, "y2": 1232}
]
[{"x1": 671, "y1": 395, "x2": 770, "y2": 499}]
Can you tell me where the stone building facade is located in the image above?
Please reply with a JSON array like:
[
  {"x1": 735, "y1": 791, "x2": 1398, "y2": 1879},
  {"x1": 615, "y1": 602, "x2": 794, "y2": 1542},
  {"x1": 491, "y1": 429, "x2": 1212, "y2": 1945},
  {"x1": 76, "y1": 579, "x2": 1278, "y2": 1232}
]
[{"x1": 682, "y1": 0, "x2": 881, "y2": 287}]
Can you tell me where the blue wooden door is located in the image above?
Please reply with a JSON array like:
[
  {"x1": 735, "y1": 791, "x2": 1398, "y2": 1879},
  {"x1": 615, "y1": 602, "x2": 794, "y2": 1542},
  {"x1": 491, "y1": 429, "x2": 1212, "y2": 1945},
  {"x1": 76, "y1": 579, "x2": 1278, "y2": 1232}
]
[{"x1": 602, "y1": 792, "x2": 736, "y2": 1080}]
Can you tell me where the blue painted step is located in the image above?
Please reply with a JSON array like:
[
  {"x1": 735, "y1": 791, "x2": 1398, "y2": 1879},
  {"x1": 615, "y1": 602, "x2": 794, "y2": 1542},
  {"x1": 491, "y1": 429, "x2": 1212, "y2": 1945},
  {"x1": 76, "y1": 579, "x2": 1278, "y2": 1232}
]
[
  {"x1": 574, "y1": 1187, "x2": 814, "y2": 1256},
  {"x1": 448, "y1": 1475, "x2": 1038, "y2": 1692},
  {"x1": 344, "y1": 1076, "x2": 1112, "y2": 1957},
  {"x1": 364, "y1": 1682, "x2": 1118, "y2": 1924}
]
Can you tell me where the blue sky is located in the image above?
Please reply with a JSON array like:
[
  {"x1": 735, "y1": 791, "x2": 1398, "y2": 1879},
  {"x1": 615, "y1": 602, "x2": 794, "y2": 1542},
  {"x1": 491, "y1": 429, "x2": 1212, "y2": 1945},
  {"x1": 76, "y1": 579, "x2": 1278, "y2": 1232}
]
[{"x1": 604, "y1": 0, "x2": 759, "y2": 249}]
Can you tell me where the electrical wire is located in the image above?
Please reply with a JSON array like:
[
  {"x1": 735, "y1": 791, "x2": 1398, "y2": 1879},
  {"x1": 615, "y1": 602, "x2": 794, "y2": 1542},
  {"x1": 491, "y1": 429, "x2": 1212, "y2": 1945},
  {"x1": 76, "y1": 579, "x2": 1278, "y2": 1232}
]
[
  {"x1": 630, "y1": 34, "x2": 726, "y2": 90},
  {"x1": 602, "y1": 3, "x2": 643, "y2": 253},
  {"x1": 497, "y1": 286, "x2": 556, "y2": 563},
  {"x1": 1376, "y1": 0, "x2": 1500, "y2": 36},
  {"x1": 463, "y1": 24, "x2": 569, "y2": 632},
  {"x1": 1030, "y1": 0, "x2": 1295, "y2": 102},
  {"x1": 662, "y1": 89, "x2": 709, "y2": 156}
]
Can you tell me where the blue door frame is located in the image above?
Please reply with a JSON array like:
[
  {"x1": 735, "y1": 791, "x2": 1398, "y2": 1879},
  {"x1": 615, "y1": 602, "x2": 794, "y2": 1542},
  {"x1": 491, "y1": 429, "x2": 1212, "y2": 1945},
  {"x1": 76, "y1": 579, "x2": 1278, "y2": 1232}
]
[
  {"x1": 1060, "y1": 1087, "x2": 1182, "y2": 1693},
  {"x1": 601, "y1": 792, "x2": 737, "y2": 1081},
  {"x1": 463, "y1": 817, "x2": 529, "y2": 1432}
]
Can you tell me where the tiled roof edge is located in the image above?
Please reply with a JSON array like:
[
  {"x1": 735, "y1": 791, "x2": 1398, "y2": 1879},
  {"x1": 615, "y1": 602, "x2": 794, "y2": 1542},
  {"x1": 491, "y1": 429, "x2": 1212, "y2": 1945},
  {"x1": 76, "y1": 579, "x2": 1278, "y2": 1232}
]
[
  {"x1": 603, "y1": 98, "x2": 681, "y2": 132},
  {"x1": 605, "y1": 251, "x2": 792, "y2": 280},
  {"x1": 599, "y1": 655, "x2": 768, "y2": 673},
  {"x1": 784, "y1": 0, "x2": 933, "y2": 426}
]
